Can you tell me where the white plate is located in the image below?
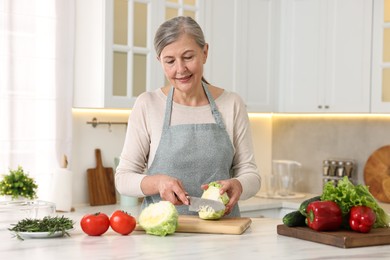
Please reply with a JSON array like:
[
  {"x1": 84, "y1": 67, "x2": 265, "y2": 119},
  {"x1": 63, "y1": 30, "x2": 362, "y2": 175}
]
[{"x1": 14, "y1": 229, "x2": 73, "y2": 239}]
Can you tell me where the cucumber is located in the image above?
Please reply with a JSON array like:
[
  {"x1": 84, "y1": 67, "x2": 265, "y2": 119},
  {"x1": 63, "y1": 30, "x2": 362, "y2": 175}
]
[
  {"x1": 299, "y1": 195, "x2": 321, "y2": 216},
  {"x1": 282, "y1": 210, "x2": 306, "y2": 227}
]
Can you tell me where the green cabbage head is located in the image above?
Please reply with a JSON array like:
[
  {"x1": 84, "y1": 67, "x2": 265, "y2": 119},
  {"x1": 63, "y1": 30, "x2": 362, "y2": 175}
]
[
  {"x1": 139, "y1": 201, "x2": 178, "y2": 236},
  {"x1": 198, "y1": 182, "x2": 229, "y2": 220}
]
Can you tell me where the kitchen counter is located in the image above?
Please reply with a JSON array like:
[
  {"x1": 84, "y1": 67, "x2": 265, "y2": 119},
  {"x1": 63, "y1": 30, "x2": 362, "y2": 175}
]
[
  {"x1": 241, "y1": 194, "x2": 390, "y2": 214},
  {"x1": 1, "y1": 195, "x2": 390, "y2": 259},
  {"x1": 241, "y1": 193, "x2": 312, "y2": 209}
]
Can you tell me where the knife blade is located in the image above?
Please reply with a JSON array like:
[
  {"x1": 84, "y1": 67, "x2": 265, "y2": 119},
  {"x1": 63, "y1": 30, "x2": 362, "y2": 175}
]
[{"x1": 187, "y1": 196, "x2": 225, "y2": 212}]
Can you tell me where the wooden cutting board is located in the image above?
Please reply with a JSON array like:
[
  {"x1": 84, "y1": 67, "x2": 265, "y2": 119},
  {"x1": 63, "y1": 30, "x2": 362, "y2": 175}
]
[
  {"x1": 364, "y1": 145, "x2": 390, "y2": 203},
  {"x1": 277, "y1": 224, "x2": 390, "y2": 248},
  {"x1": 87, "y1": 149, "x2": 116, "y2": 206},
  {"x1": 136, "y1": 215, "x2": 252, "y2": 235}
]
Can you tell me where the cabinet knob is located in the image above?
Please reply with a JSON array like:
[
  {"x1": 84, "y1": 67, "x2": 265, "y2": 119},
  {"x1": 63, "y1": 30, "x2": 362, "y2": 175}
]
[
  {"x1": 324, "y1": 105, "x2": 329, "y2": 109},
  {"x1": 318, "y1": 105, "x2": 322, "y2": 109}
]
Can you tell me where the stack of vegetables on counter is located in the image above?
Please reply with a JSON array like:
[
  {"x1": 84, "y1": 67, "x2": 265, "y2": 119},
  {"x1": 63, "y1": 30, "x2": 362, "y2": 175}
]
[{"x1": 283, "y1": 176, "x2": 390, "y2": 233}]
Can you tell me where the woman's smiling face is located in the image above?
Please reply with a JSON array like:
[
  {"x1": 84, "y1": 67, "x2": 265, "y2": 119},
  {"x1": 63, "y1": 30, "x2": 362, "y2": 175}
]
[{"x1": 159, "y1": 34, "x2": 208, "y2": 93}]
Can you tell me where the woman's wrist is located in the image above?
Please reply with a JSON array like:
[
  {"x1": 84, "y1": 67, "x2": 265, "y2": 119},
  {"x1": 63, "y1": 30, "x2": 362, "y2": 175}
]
[{"x1": 140, "y1": 174, "x2": 161, "y2": 195}]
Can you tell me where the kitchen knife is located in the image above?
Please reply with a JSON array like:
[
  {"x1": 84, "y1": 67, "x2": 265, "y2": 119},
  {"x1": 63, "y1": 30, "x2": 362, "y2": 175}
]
[{"x1": 187, "y1": 196, "x2": 225, "y2": 212}]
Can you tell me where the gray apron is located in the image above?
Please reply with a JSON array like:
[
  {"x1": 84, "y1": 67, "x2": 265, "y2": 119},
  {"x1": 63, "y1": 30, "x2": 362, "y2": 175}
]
[{"x1": 142, "y1": 82, "x2": 240, "y2": 217}]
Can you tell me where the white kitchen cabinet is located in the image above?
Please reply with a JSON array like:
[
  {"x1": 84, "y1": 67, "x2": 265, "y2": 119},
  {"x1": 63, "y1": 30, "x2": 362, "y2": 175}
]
[
  {"x1": 73, "y1": 0, "x2": 107, "y2": 108},
  {"x1": 74, "y1": 0, "x2": 278, "y2": 111},
  {"x1": 203, "y1": 0, "x2": 280, "y2": 112},
  {"x1": 371, "y1": 0, "x2": 390, "y2": 112},
  {"x1": 73, "y1": 0, "x2": 204, "y2": 108},
  {"x1": 74, "y1": 0, "x2": 141, "y2": 108},
  {"x1": 278, "y1": 0, "x2": 372, "y2": 113}
]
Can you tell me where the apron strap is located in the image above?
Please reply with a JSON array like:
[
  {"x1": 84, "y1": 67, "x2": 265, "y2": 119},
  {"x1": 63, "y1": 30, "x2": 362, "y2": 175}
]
[
  {"x1": 202, "y1": 82, "x2": 225, "y2": 129},
  {"x1": 162, "y1": 87, "x2": 174, "y2": 131},
  {"x1": 162, "y1": 82, "x2": 226, "y2": 131}
]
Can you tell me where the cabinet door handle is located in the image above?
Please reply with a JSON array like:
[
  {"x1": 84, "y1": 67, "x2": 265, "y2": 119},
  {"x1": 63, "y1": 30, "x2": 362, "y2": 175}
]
[
  {"x1": 318, "y1": 105, "x2": 322, "y2": 109},
  {"x1": 324, "y1": 105, "x2": 329, "y2": 109}
]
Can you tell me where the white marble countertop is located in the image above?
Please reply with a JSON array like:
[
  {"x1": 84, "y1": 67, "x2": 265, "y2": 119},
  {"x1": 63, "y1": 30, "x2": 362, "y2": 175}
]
[{"x1": 1, "y1": 195, "x2": 390, "y2": 259}]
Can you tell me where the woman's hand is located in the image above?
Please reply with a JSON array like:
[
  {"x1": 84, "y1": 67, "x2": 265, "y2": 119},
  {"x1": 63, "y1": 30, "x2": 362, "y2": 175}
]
[
  {"x1": 202, "y1": 179, "x2": 243, "y2": 215},
  {"x1": 141, "y1": 174, "x2": 189, "y2": 206}
]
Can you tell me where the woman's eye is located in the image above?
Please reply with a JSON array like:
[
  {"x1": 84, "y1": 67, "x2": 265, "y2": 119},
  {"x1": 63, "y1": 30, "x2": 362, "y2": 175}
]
[
  {"x1": 165, "y1": 60, "x2": 174, "y2": 65},
  {"x1": 184, "y1": 56, "x2": 193, "y2": 60}
]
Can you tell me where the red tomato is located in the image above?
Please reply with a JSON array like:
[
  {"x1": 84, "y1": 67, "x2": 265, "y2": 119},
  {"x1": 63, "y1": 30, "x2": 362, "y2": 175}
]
[
  {"x1": 110, "y1": 210, "x2": 136, "y2": 235},
  {"x1": 80, "y1": 212, "x2": 110, "y2": 236}
]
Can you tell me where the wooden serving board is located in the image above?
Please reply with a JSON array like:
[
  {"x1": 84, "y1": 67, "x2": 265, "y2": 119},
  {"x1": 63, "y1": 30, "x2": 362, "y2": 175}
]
[
  {"x1": 136, "y1": 215, "x2": 252, "y2": 235},
  {"x1": 364, "y1": 145, "x2": 390, "y2": 203},
  {"x1": 87, "y1": 149, "x2": 117, "y2": 206},
  {"x1": 277, "y1": 224, "x2": 390, "y2": 248}
]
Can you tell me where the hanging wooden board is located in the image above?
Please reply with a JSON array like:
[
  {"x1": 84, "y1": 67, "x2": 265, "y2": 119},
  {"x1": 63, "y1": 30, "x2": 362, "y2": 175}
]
[
  {"x1": 364, "y1": 145, "x2": 390, "y2": 203},
  {"x1": 87, "y1": 149, "x2": 117, "y2": 206},
  {"x1": 277, "y1": 224, "x2": 390, "y2": 248}
]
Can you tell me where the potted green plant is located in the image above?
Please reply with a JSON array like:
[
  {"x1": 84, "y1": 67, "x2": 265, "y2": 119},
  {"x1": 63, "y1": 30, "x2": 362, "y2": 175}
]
[{"x1": 0, "y1": 166, "x2": 38, "y2": 200}]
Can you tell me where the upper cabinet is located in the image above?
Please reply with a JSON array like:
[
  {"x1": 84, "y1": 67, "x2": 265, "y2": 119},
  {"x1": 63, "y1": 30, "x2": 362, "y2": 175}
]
[
  {"x1": 278, "y1": 0, "x2": 373, "y2": 113},
  {"x1": 105, "y1": 0, "x2": 160, "y2": 108},
  {"x1": 73, "y1": 0, "x2": 278, "y2": 111},
  {"x1": 74, "y1": 0, "x2": 384, "y2": 113},
  {"x1": 73, "y1": 0, "x2": 204, "y2": 108},
  {"x1": 371, "y1": 0, "x2": 390, "y2": 112},
  {"x1": 203, "y1": 0, "x2": 280, "y2": 112}
]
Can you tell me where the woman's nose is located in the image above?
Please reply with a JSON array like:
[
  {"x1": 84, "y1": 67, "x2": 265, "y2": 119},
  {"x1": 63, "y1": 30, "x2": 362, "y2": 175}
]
[{"x1": 176, "y1": 60, "x2": 187, "y2": 74}]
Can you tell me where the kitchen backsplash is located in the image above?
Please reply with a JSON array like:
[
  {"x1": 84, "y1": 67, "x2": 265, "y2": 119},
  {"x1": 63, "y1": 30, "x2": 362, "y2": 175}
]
[
  {"x1": 71, "y1": 110, "x2": 390, "y2": 206},
  {"x1": 272, "y1": 114, "x2": 390, "y2": 195}
]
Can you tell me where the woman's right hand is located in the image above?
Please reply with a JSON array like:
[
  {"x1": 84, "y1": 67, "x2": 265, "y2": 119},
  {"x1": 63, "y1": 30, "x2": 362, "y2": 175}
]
[{"x1": 141, "y1": 174, "x2": 189, "y2": 206}]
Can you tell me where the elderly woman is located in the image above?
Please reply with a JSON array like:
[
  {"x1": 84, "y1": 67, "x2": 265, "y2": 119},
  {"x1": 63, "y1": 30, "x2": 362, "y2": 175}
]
[{"x1": 115, "y1": 16, "x2": 261, "y2": 217}]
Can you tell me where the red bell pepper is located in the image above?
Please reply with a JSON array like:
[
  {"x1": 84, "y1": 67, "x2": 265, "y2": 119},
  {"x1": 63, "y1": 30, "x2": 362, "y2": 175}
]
[
  {"x1": 349, "y1": 205, "x2": 376, "y2": 233},
  {"x1": 306, "y1": 201, "x2": 342, "y2": 231}
]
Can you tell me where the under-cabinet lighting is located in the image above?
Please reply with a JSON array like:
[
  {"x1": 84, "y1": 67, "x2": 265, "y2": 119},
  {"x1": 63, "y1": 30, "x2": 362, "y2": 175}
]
[
  {"x1": 72, "y1": 109, "x2": 390, "y2": 120},
  {"x1": 72, "y1": 108, "x2": 131, "y2": 115},
  {"x1": 273, "y1": 113, "x2": 390, "y2": 119},
  {"x1": 248, "y1": 113, "x2": 272, "y2": 119}
]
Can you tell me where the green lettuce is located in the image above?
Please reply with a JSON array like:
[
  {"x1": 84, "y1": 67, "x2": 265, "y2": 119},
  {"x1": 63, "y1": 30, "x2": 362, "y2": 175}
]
[
  {"x1": 321, "y1": 176, "x2": 390, "y2": 228},
  {"x1": 139, "y1": 201, "x2": 178, "y2": 236},
  {"x1": 198, "y1": 182, "x2": 229, "y2": 220}
]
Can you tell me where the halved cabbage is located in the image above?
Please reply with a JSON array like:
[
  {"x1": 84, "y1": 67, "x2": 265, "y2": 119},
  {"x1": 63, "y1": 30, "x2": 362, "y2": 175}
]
[
  {"x1": 198, "y1": 182, "x2": 229, "y2": 220},
  {"x1": 139, "y1": 201, "x2": 178, "y2": 236}
]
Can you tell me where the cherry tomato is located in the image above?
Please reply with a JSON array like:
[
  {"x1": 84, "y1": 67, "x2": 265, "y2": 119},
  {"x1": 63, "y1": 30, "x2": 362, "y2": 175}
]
[
  {"x1": 80, "y1": 212, "x2": 110, "y2": 236},
  {"x1": 110, "y1": 210, "x2": 136, "y2": 235}
]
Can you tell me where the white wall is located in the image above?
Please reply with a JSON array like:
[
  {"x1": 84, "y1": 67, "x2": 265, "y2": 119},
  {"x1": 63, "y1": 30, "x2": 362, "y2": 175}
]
[{"x1": 71, "y1": 109, "x2": 130, "y2": 205}]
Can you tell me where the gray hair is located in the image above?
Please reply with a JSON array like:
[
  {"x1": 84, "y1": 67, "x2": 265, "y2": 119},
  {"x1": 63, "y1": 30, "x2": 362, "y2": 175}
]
[{"x1": 154, "y1": 16, "x2": 206, "y2": 58}]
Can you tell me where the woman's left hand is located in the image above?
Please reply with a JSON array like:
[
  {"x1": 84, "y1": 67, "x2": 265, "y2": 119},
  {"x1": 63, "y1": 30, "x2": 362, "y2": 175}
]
[{"x1": 202, "y1": 179, "x2": 242, "y2": 216}]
